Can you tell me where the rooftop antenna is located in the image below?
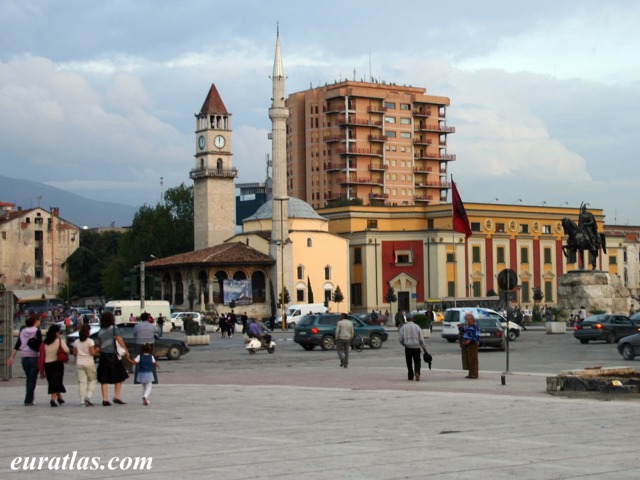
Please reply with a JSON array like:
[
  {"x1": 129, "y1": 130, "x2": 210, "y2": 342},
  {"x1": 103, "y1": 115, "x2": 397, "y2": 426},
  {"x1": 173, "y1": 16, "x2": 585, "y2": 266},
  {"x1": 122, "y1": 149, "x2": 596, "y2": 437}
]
[
  {"x1": 36, "y1": 195, "x2": 42, "y2": 208},
  {"x1": 369, "y1": 48, "x2": 372, "y2": 82}
]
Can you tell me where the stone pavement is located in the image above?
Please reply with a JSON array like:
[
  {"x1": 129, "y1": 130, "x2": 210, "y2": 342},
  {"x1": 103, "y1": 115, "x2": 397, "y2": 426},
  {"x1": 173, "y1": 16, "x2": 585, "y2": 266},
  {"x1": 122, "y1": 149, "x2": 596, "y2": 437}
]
[{"x1": 1, "y1": 361, "x2": 639, "y2": 479}]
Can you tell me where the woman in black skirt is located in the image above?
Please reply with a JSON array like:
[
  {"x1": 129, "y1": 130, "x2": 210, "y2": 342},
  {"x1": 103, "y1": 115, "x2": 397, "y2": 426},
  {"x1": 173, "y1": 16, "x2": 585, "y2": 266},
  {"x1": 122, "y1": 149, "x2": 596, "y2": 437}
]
[
  {"x1": 39, "y1": 324, "x2": 70, "y2": 407},
  {"x1": 96, "y1": 311, "x2": 130, "y2": 406}
]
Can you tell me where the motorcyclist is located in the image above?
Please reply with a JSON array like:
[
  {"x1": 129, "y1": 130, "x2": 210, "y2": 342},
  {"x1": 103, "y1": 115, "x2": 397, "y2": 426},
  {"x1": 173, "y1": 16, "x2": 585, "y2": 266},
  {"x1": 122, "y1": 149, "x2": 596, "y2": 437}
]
[{"x1": 249, "y1": 318, "x2": 271, "y2": 348}]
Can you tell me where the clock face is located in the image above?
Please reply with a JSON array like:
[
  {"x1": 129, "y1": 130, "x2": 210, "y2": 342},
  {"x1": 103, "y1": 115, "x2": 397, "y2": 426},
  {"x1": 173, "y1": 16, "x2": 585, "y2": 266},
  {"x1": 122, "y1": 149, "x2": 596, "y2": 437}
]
[
  {"x1": 214, "y1": 135, "x2": 226, "y2": 149},
  {"x1": 198, "y1": 135, "x2": 205, "y2": 150}
]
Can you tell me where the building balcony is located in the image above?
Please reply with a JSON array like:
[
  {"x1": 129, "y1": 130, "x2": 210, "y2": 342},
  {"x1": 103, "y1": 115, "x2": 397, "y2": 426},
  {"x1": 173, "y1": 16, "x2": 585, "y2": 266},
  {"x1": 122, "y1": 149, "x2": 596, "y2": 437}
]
[
  {"x1": 336, "y1": 176, "x2": 384, "y2": 186},
  {"x1": 368, "y1": 163, "x2": 388, "y2": 171},
  {"x1": 413, "y1": 166, "x2": 434, "y2": 174},
  {"x1": 324, "y1": 162, "x2": 344, "y2": 172},
  {"x1": 336, "y1": 147, "x2": 383, "y2": 157},
  {"x1": 189, "y1": 167, "x2": 238, "y2": 180},
  {"x1": 415, "y1": 181, "x2": 452, "y2": 189},
  {"x1": 415, "y1": 124, "x2": 455, "y2": 133},
  {"x1": 414, "y1": 195, "x2": 435, "y2": 203},
  {"x1": 368, "y1": 192, "x2": 389, "y2": 199},
  {"x1": 324, "y1": 134, "x2": 346, "y2": 143},
  {"x1": 414, "y1": 152, "x2": 457, "y2": 162},
  {"x1": 413, "y1": 137, "x2": 433, "y2": 146},
  {"x1": 413, "y1": 107, "x2": 432, "y2": 117},
  {"x1": 336, "y1": 117, "x2": 383, "y2": 128},
  {"x1": 325, "y1": 103, "x2": 346, "y2": 114},
  {"x1": 367, "y1": 105, "x2": 387, "y2": 113},
  {"x1": 368, "y1": 134, "x2": 388, "y2": 142}
]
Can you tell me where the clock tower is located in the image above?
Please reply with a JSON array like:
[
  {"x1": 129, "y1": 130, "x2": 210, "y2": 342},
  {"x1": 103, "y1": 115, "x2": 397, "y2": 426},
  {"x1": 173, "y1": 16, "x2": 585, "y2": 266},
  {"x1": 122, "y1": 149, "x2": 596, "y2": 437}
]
[{"x1": 191, "y1": 84, "x2": 237, "y2": 250}]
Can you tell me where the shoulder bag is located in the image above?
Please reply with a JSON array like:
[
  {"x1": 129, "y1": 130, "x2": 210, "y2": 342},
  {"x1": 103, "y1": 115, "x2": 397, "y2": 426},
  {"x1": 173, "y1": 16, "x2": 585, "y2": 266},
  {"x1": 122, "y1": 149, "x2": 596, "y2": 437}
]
[
  {"x1": 57, "y1": 338, "x2": 69, "y2": 363},
  {"x1": 113, "y1": 329, "x2": 126, "y2": 360}
]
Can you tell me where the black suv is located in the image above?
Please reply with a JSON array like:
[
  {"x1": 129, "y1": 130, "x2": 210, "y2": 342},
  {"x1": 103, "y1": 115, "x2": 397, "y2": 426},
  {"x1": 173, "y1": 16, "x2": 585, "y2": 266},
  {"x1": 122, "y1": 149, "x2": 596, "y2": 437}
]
[{"x1": 293, "y1": 314, "x2": 388, "y2": 351}]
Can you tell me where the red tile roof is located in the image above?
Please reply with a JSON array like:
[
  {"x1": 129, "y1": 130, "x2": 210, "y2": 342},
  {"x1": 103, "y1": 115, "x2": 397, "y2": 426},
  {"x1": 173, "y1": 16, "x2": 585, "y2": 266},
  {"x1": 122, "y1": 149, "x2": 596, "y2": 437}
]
[
  {"x1": 200, "y1": 84, "x2": 228, "y2": 114},
  {"x1": 145, "y1": 242, "x2": 274, "y2": 269}
]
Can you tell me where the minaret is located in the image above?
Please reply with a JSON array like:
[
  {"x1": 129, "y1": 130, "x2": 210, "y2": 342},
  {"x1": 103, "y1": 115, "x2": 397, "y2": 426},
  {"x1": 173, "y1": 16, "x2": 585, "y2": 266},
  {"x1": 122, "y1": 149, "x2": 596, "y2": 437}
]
[
  {"x1": 191, "y1": 84, "x2": 237, "y2": 250},
  {"x1": 269, "y1": 28, "x2": 291, "y2": 313}
]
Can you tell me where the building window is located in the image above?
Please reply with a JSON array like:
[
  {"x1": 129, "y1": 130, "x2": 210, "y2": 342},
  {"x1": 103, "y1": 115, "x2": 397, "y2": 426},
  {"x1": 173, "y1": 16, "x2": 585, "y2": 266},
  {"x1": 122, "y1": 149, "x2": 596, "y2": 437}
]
[
  {"x1": 472, "y1": 246, "x2": 481, "y2": 263},
  {"x1": 447, "y1": 281, "x2": 455, "y2": 297},
  {"x1": 470, "y1": 222, "x2": 481, "y2": 232},
  {"x1": 307, "y1": 237, "x2": 313, "y2": 247},
  {"x1": 427, "y1": 219, "x2": 434, "y2": 230},
  {"x1": 521, "y1": 247, "x2": 529, "y2": 264},
  {"x1": 446, "y1": 253, "x2": 455, "y2": 263},
  {"x1": 297, "y1": 265, "x2": 304, "y2": 280},
  {"x1": 542, "y1": 225, "x2": 552, "y2": 234},
  {"x1": 400, "y1": 103, "x2": 410, "y2": 110},
  {"x1": 496, "y1": 223, "x2": 505, "y2": 233},
  {"x1": 522, "y1": 281, "x2": 530, "y2": 303},
  {"x1": 367, "y1": 219, "x2": 378, "y2": 229},
  {"x1": 497, "y1": 247, "x2": 505, "y2": 263},
  {"x1": 520, "y1": 224, "x2": 530, "y2": 234},
  {"x1": 384, "y1": 102, "x2": 396, "y2": 109},
  {"x1": 400, "y1": 117, "x2": 411, "y2": 124},
  {"x1": 385, "y1": 116, "x2": 396, "y2": 123},
  {"x1": 544, "y1": 281, "x2": 553, "y2": 301},
  {"x1": 567, "y1": 250, "x2": 577, "y2": 264},
  {"x1": 610, "y1": 256, "x2": 617, "y2": 265},
  {"x1": 400, "y1": 132, "x2": 411, "y2": 139},
  {"x1": 395, "y1": 250, "x2": 413, "y2": 265},
  {"x1": 472, "y1": 281, "x2": 481, "y2": 297},
  {"x1": 354, "y1": 247, "x2": 362, "y2": 264},
  {"x1": 296, "y1": 289, "x2": 305, "y2": 302},
  {"x1": 386, "y1": 131, "x2": 397, "y2": 138},
  {"x1": 324, "y1": 266, "x2": 331, "y2": 280},
  {"x1": 324, "y1": 288, "x2": 332, "y2": 304},
  {"x1": 544, "y1": 247, "x2": 552, "y2": 264},
  {"x1": 351, "y1": 283, "x2": 362, "y2": 306}
]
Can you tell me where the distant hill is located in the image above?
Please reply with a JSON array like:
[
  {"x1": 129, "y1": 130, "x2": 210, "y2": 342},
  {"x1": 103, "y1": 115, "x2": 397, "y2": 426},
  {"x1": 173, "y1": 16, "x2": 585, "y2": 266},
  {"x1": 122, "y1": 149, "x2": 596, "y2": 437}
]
[{"x1": 0, "y1": 175, "x2": 137, "y2": 228}]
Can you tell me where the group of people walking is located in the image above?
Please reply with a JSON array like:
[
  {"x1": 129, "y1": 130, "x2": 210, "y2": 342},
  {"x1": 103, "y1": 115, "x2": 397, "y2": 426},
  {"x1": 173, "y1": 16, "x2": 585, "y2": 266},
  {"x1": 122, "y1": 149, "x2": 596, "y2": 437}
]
[{"x1": 9, "y1": 311, "x2": 158, "y2": 408}]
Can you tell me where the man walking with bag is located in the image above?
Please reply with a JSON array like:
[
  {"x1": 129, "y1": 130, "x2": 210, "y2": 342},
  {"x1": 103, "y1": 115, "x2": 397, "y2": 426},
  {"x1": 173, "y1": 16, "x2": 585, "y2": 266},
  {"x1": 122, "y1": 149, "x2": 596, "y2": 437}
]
[{"x1": 399, "y1": 315, "x2": 427, "y2": 381}]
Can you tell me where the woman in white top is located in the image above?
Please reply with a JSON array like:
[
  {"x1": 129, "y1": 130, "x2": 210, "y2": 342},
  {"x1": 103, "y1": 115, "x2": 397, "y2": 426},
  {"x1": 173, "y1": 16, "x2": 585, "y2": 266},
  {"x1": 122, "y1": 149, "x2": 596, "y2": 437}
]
[{"x1": 73, "y1": 324, "x2": 98, "y2": 407}]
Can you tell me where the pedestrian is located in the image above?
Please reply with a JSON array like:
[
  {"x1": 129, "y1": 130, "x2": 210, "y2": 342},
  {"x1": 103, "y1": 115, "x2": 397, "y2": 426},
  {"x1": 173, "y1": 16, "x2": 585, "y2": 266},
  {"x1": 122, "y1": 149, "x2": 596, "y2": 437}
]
[
  {"x1": 96, "y1": 311, "x2": 130, "y2": 406},
  {"x1": 129, "y1": 343, "x2": 159, "y2": 406},
  {"x1": 398, "y1": 314, "x2": 427, "y2": 381},
  {"x1": 395, "y1": 310, "x2": 406, "y2": 329},
  {"x1": 370, "y1": 310, "x2": 379, "y2": 325},
  {"x1": 133, "y1": 313, "x2": 158, "y2": 381},
  {"x1": 218, "y1": 313, "x2": 226, "y2": 338},
  {"x1": 7, "y1": 314, "x2": 42, "y2": 406},
  {"x1": 241, "y1": 312, "x2": 248, "y2": 334},
  {"x1": 72, "y1": 323, "x2": 97, "y2": 407},
  {"x1": 226, "y1": 311, "x2": 236, "y2": 338},
  {"x1": 459, "y1": 312, "x2": 480, "y2": 379},
  {"x1": 335, "y1": 313, "x2": 354, "y2": 368},
  {"x1": 129, "y1": 313, "x2": 136, "y2": 323},
  {"x1": 156, "y1": 313, "x2": 165, "y2": 337},
  {"x1": 38, "y1": 324, "x2": 70, "y2": 407},
  {"x1": 578, "y1": 306, "x2": 587, "y2": 323},
  {"x1": 426, "y1": 307, "x2": 435, "y2": 333}
]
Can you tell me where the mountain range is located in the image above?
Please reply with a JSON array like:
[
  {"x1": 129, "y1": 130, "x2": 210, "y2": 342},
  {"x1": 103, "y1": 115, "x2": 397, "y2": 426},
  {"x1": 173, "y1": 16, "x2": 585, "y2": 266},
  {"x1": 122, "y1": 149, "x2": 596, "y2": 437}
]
[{"x1": 0, "y1": 175, "x2": 138, "y2": 228}]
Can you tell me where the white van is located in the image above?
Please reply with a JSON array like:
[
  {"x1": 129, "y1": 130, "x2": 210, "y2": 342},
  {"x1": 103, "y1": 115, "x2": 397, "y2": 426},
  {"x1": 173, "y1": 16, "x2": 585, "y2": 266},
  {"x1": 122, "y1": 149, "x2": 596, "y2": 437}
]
[
  {"x1": 281, "y1": 303, "x2": 328, "y2": 329},
  {"x1": 103, "y1": 300, "x2": 171, "y2": 325},
  {"x1": 441, "y1": 307, "x2": 521, "y2": 342}
]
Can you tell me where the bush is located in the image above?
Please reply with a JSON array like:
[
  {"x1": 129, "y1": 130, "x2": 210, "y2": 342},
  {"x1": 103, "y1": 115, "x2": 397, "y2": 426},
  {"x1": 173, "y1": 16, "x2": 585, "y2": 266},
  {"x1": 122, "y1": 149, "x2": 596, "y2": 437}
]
[{"x1": 413, "y1": 314, "x2": 429, "y2": 329}]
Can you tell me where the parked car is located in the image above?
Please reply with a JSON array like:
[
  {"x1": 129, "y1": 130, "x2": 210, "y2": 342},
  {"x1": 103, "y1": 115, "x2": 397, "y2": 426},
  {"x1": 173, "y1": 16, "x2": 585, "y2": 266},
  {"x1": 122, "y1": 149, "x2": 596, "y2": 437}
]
[
  {"x1": 169, "y1": 312, "x2": 203, "y2": 331},
  {"x1": 441, "y1": 307, "x2": 521, "y2": 342},
  {"x1": 617, "y1": 333, "x2": 640, "y2": 360},
  {"x1": 351, "y1": 312, "x2": 387, "y2": 326},
  {"x1": 573, "y1": 314, "x2": 640, "y2": 344},
  {"x1": 66, "y1": 323, "x2": 190, "y2": 360},
  {"x1": 294, "y1": 314, "x2": 388, "y2": 351}
]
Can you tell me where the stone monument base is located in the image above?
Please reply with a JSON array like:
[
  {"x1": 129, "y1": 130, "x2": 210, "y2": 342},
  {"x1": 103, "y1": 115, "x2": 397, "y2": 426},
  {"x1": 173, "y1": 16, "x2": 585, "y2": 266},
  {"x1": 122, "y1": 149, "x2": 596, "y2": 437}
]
[{"x1": 557, "y1": 270, "x2": 635, "y2": 315}]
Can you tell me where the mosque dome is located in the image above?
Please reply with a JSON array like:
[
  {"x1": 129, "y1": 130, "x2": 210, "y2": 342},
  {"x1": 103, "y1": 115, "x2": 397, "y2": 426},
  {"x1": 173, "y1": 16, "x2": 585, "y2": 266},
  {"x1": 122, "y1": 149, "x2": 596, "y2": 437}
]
[{"x1": 244, "y1": 197, "x2": 325, "y2": 222}]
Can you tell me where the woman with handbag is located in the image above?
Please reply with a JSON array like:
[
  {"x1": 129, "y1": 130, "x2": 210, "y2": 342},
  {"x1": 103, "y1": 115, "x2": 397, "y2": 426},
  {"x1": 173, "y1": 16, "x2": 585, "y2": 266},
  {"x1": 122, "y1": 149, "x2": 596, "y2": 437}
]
[
  {"x1": 96, "y1": 311, "x2": 130, "y2": 406},
  {"x1": 38, "y1": 324, "x2": 70, "y2": 407},
  {"x1": 7, "y1": 314, "x2": 42, "y2": 406}
]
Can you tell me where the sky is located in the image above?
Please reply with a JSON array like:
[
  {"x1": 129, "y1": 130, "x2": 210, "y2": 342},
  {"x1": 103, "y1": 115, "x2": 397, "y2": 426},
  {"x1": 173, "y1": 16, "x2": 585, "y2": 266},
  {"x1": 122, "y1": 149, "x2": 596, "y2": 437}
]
[{"x1": 1, "y1": 0, "x2": 640, "y2": 225}]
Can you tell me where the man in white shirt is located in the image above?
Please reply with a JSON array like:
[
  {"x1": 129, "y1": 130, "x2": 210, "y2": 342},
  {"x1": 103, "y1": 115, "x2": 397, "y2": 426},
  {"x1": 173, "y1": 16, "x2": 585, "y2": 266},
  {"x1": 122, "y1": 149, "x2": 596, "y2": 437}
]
[{"x1": 335, "y1": 313, "x2": 354, "y2": 369}]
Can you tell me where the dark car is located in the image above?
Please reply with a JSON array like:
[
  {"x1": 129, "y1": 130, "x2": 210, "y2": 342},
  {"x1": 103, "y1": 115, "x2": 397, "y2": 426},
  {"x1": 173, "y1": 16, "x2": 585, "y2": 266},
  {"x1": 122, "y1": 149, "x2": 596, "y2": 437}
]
[
  {"x1": 351, "y1": 312, "x2": 387, "y2": 326},
  {"x1": 294, "y1": 314, "x2": 388, "y2": 351},
  {"x1": 617, "y1": 333, "x2": 640, "y2": 360},
  {"x1": 66, "y1": 323, "x2": 190, "y2": 360},
  {"x1": 573, "y1": 314, "x2": 640, "y2": 344},
  {"x1": 475, "y1": 317, "x2": 505, "y2": 350}
]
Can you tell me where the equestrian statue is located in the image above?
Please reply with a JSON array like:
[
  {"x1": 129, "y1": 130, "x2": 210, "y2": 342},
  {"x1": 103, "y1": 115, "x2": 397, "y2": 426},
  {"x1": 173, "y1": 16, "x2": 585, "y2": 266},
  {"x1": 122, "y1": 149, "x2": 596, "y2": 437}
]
[{"x1": 561, "y1": 202, "x2": 606, "y2": 270}]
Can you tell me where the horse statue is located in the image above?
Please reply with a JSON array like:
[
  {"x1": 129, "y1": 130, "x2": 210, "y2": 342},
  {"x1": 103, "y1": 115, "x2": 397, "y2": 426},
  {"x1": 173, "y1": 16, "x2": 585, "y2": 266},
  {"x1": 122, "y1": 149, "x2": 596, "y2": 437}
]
[{"x1": 561, "y1": 213, "x2": 606, "y2": 270}]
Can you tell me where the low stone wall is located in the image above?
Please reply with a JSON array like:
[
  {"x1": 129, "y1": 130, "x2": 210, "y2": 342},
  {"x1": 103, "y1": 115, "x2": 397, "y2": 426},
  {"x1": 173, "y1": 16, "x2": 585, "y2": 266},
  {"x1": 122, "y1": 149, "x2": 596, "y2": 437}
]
[{"x1": 547, "y1": 367, "x2": 640, "y2": 396}]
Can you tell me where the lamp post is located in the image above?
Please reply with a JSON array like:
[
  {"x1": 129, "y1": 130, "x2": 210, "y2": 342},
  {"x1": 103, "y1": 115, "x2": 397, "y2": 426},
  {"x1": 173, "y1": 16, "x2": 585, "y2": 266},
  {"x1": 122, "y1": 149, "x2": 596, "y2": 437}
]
[{"x1": 140, "y1": 261, "x2": 145, "y2": 311}]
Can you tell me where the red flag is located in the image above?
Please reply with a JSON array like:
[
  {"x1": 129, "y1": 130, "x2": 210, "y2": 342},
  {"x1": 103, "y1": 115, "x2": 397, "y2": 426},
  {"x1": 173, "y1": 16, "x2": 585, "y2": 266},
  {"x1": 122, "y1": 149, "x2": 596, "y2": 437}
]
[{"x1": 452, "y1": 180, "x2": 472, "y2": 238}]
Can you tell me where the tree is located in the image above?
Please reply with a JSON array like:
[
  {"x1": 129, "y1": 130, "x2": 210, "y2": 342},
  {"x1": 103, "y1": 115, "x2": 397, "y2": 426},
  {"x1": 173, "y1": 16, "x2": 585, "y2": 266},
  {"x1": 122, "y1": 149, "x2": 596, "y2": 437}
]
[
  {"x1": 532, "y1": 287, "x2": 544, "y2": 303},
  {"x1": 188, "y1": 281, "x2": 197, "y2": 310},
  {"x1": 101, "y1": 254, "x2": 129, "y2": 299},
  {"x1": 385, "y1": 286, "x2": 397, "y2": 319},
  {"x1": 279, "y1": 287, "x2": 291, "y2": 306},
  {"x1": 332, "y1": 285, "x2": 344, "y2": 312},
  {"x1": 307, "y1": 276, "x2": 314, "y2": 303},
  {"x1": 269, "y1": 279, "x2": 276, "y2": 317}
]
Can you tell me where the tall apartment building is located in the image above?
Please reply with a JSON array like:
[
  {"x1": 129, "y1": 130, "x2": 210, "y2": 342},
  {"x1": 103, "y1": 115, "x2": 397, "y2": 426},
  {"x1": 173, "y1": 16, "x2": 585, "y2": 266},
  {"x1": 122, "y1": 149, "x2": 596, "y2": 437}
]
[{"x1": 286, "y1": 81, "x2": 455, "y2": 209}]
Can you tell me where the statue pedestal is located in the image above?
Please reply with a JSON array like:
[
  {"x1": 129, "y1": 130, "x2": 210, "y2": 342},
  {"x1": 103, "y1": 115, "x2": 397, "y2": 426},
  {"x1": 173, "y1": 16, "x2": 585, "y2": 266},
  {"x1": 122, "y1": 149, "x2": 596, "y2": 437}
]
[{"x1": 557, "y1": 271, "x2": 633, "y2": 315}]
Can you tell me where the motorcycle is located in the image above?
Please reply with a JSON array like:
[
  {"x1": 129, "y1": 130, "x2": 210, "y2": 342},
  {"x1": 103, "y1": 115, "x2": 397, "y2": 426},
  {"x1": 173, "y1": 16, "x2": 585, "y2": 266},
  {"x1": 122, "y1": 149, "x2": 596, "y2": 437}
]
[{"x1": 245, "y1": 334, "x2": 276, "y2": 354}]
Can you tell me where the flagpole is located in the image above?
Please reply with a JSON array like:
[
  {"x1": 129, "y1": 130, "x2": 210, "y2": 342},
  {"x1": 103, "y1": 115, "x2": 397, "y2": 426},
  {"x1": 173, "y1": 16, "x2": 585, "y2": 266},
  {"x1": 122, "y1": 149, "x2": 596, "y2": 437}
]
[{"x1": 452, "y1": 176, "x2": 456, "y2": 307}]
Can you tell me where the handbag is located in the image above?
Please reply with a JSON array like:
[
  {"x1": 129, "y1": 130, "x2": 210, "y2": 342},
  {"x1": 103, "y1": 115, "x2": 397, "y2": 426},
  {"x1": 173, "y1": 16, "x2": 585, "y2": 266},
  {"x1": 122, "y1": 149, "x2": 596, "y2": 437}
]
[
  {"x1": 422, "y1": 350, "x2": 433, "y2": 370},
  {"x1": 57, "y1": 339, "x2": 69, "y2": 363},
  {"x1": 113, "y1": 331, "x2": 126, "y2": 360}
]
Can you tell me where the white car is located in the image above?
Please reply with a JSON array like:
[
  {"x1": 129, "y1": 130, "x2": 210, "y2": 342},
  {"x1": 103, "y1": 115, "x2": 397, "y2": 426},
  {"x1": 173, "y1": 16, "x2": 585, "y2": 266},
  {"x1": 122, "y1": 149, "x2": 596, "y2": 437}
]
[
  {"x1": 169, "y1": 312, "x2": 203, "y2": 332},
  {"x1": 441, "y1": 307, "x2": 522, "y2": 342}
]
